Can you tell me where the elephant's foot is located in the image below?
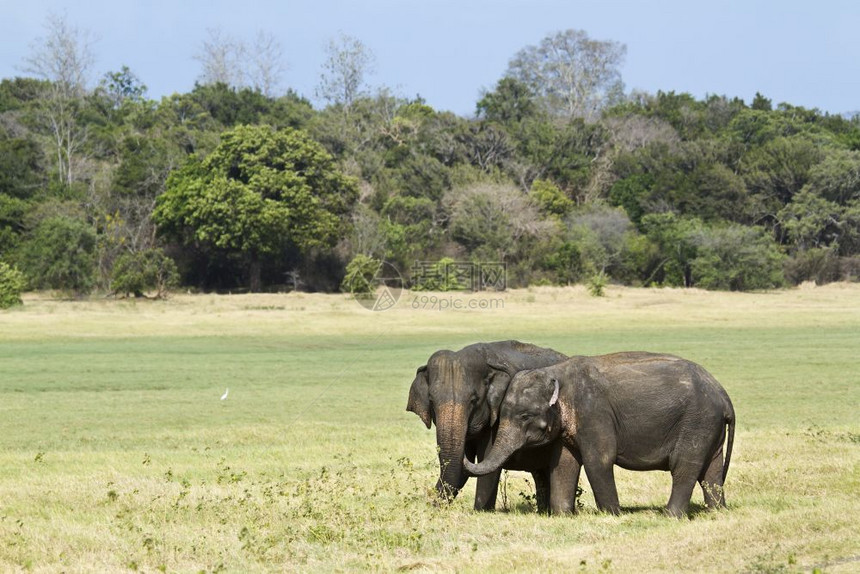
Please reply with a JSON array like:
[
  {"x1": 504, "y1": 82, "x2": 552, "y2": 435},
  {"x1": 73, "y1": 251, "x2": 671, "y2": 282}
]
[
  {"x1": 597, "y1": 503, "x2": 621, "y2": 516},
  {"x1": 663, "y1": 505, "x2": 688, "y2": 518}
]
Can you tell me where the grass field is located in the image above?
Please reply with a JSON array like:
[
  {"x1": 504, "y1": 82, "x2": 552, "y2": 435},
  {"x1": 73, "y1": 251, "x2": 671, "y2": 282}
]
[{"x1": 1, "y1": 285, "x2": 859, "y2": 573}]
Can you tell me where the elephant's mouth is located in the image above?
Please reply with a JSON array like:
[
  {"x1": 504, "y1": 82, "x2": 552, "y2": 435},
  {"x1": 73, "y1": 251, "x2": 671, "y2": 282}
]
[{"x1": 467, "y1": 415, "x2": 489, "y2": 437}]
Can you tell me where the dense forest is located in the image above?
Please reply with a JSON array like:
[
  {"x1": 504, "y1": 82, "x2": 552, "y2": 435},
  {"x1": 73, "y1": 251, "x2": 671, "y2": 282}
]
[{"x1": 2, "y1": 21, "x2": 860, "y2": 303}]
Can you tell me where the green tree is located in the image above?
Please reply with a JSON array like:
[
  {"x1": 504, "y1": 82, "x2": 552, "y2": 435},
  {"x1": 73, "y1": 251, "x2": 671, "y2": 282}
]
[
  {"x1": 0, "y1": 261, "x2": 26, "y2": 308},
  {"x1": 510, "y1": 115, "x2": 604, "y2": 196},
  {"x1": 683, "y1": 161, "x2": 750, "y2": 222},
  {"x1": 640, "y1": 213, "x2": 703, "y2": 287},
  {"x1": 609, "y1": 173, "x2": 653, "y2": 225},
  {"x1": 542, "y1": 241, "x2": 584, "y2": 285},
  {"x1": 19, "y1": 216, "x2": 97, "y2": 295},
  {"x1": 566, "y1": 206, "x2": 634, "y2": 278},
  {"x1": 751, "y1": 92, "x2": 772, "y2": 112},
  {"x1": 189, "y1": 83, "x2": 271, "y2": 127},
  {"x1": 153, "y1": 125, "x2": 358, "y2": 291},
  {"x1": 0, "y1": 130, "x2": 43, "y2": 199},
  {"x1": 0, "y1": 128, "x2": 43, "y2": 254},
  {"x1": 643, "y1": 91, "x2": 707, "y2": 140},
  {"x1": 530, "y1": 179, "x2": 574, "y2": 218},
  {"x1": 443, "y1": 183, "x2": 552, "y2": 262},
  {"x1": 778, "y1": 189, "x2": 842, "y2": 250},
  {"x1": 740, "y1": 136, "x2": 823, "y2": 224},
  {"x1": 98, "y1": 66, "x2": 147, "y2": 111},
  {"x1": 804, "y1": 149, "x2": 860, "y2": 204},
  {"x1": 476, "y1": 77, "x2": 538, "y2": 126},
  {"x1": 340, "y1": 254, "x2": 380, "y2": 295},
  {"x1": 783, "y1": 246, "x2": 842, "y2": 285},
  {"x1": 110, "y1": 248, "x2": 178, "y2": 298},
  {"x1": 690, "y1": 224, "x2": 785, "y2": 291}
]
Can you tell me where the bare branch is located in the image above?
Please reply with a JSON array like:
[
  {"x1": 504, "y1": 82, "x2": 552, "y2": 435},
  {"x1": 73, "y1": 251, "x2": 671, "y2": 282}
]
[
  {"x1": 507, "y1": 29, "x2": 626, "y2": 121},
  {"x1": 250, "y1": 30, "x2": 286, "y2": 97},
  {"x1": 194, "y1": 28, "x2": 246, "y2": 87},
  {"x1": 22, "y1": 11, "x2": 96, "y2": 99},
  {"x1": 316, "y1": 32, "x2": 376, "y2": 109}
]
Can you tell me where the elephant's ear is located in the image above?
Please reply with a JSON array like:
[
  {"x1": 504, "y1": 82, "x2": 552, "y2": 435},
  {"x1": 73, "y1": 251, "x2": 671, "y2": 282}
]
[
  {"x1": 485, "y1": 356, "x2": 517, "y2": 427},
  {"x1": 485, "y1": 368, "x2": 511, "y2": 428},
  {"x1": 406, "y1": 365, "x2": 433, "y2": 429}
]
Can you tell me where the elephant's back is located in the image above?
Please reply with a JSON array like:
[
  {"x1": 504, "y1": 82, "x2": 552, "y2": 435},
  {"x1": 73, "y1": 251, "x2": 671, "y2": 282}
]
[
  {"x1": 583, "y1": 353, "x2": 715, "y2": 404},
  {"x1": 591, "y1": 351, "x2": 684, "y2": 366},
  {"x1": 564, "y1": 352, "x2": 729, "y2": 411}
]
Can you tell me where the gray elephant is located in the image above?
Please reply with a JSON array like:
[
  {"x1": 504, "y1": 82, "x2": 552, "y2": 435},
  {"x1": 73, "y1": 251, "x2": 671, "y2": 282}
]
[
  {"x1": 463, "y1": 352, "x2": 735, "y2": 517},
  {"x1": 406, "y1": 340, "x2": 568, "y2": 511}
]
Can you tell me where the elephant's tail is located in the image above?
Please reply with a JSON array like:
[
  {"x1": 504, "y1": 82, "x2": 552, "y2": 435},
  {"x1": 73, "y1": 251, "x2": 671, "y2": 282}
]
[{"x1": 722, "y1": 409, "x2": 735, "y2": 481}]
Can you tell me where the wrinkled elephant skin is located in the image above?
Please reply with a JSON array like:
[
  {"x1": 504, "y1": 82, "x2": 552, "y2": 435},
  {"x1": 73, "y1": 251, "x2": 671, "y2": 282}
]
[
  {"x1": 464, "y1": 352, "x2": 735, "y2": 517},
  {"x1": 406, "y1": 340, "x2": 568, "y2": 511}
]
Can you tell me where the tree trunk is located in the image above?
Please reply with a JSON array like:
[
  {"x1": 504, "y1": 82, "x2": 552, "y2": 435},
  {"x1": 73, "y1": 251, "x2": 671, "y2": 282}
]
[{"x1": 249, "y1": 254, "x2": 262, "y2": 293}]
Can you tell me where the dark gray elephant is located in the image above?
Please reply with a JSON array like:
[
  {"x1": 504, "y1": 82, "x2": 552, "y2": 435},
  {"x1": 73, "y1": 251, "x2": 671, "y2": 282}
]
[
  {"x1": 463, "y1": 352, "x2": 735, "y2": 517},
  {"x1": 406, "y1": 340, "x2": 568, "y2": 511}
]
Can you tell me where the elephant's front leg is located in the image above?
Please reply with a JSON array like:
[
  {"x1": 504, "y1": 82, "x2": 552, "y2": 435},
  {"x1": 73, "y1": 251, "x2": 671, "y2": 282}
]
[
  {"x1": 472, "y1": 433, "x2": 501, "y2": 511},
  {"x1": 583, "y1": 462, "x2": 620, "y2": 514},
  {"x1": 581, "y1": 448, "x2": 621, "y2": 515},
  {"x1": 548, "y1": 442, "x2": 581, "y2": 514}
]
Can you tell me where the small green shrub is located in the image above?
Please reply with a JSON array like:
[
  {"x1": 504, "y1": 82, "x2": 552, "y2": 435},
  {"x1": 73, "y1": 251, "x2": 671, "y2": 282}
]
[
  {"x1": 111, "y1": 248, "x2": 179, "y2": 298},
  {"x1": 19, "y1": 216, "x2": 97, "y2": 296},
  {"x1": 690, "y1": 224, "x2": 786, "y2": 291},
  {"x1": 341, "y1": 254, "x2": 381, "y2": 295},
  {"x1": 588, "y1": 272, "x2": 608, "y2": 297},
  {"x1": 542, "y1": 241, "x2": 584, "y2": 285},
  {"x1": 530, "y1": 179, "x2": 574, "y2": 218},
  {"x1": 783, "y1": 247, "x2": 842, "y2": 285},
  {"x1": 0, "y1": 261, "x2": 26, "y2": 308}
]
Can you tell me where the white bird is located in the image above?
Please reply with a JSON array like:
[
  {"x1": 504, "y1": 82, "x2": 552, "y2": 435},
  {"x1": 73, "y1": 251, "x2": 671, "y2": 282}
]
[{"x1": 220, "y1": 388, "x2": 229, "y2": 401}]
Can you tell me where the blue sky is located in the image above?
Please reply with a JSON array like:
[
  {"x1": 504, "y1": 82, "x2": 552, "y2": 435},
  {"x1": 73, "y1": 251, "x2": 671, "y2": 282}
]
[{"x1": 2, "y1": 0, "x2": 859, "y2": 116}]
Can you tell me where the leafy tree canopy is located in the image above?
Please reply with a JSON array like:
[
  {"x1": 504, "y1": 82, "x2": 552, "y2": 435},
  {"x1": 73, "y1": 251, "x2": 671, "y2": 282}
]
[{"x1": 153, "y1": 124, "x2": 358, "y2": 290}]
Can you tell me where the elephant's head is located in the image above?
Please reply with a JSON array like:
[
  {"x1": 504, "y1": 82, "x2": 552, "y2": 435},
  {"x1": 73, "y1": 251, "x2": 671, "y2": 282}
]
[
  {"x1": 462, "y1": 368, "x2": 563, "y2": 478},
  {"x1": 406, "y1": 345, "x2": 516, "y2": 499}
]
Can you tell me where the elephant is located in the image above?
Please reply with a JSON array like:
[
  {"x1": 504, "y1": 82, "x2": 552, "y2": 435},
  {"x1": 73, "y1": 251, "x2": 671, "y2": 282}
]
[
  {"x1": 463, "y1": 352, "x2": 735, "y2": 517},
  {"x1": 406, "y1": 340, "x2": 568, "y2": 511}
]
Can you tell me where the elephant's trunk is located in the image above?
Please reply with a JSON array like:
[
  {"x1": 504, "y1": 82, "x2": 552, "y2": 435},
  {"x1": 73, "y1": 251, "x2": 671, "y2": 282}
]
[
  {"x1": 462, "y1": 422, "x2": 522, "y2": 477},
  {"x1": 434, "y1": 402, "x2": 469, "y2": 500}
]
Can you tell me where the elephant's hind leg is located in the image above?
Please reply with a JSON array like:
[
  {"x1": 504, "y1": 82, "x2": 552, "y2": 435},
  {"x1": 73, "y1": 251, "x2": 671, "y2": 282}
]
[
  {"x1": 699, "y1": 446, "x2": 726, "y2": 509},
  {"x1": 666, "y1": 466, "x2": 699, "y2": 518}
]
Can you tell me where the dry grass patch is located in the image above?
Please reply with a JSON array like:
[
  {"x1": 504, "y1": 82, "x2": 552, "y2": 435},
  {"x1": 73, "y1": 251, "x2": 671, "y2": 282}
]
[{"x1": 1, "y1": 285, "x2": 858, "y2": 571}]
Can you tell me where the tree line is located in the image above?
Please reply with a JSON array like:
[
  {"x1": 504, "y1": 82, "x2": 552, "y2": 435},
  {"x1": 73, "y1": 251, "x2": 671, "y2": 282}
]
[{"x1": 2, "y1": 17, "x2": 860, "y2": 304}]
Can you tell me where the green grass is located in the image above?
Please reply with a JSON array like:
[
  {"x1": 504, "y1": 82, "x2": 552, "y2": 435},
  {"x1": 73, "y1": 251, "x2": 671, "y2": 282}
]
[{"x1": 1, "y1": 285, "x2": 859, "y2": 572}]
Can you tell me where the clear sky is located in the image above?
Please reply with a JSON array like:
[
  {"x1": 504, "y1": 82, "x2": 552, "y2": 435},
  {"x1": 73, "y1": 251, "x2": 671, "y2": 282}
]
[{"x1": 2, "y1": 0, "x2": 859, "y2": 117}]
